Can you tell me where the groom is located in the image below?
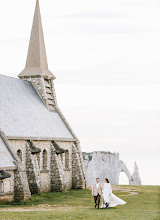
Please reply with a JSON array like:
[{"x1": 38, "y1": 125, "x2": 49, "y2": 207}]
[{"x1": 92, "y1": 178, "x2": 102, "y2": 209}]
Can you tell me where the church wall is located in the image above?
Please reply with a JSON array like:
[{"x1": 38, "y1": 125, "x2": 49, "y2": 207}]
[
  {"x1": 72, "y1": 144, "x2": 86, "y2": 189},
  {"x1": 32, "y1": 140, "x2": 73, "y2": 192},
  {"x1": 50, "y1": 148, "x2": 64, "y2": 192},
  {"x1": 8, "y1": 139, "x2": 75, "y2": 194},
  {"x1": 9, "y1": 140, "x2": 26, "y2": 168},
  {"x1": 25, "y1": 144, "x2": 41, "y2": 194},
  {"x1": 14, "y1": 162, "x2": 31, "y2": 201},
  {"x1": 0, "y1": 139, "x2": 85, "y2": 203},
  {"x1": 57, "y1": 141, "x2": 73, "y2": 190},
  {"x1": 51, "y1": 141, "x2": 73, "y2": 191},
  {"x1": 24, "y1": 77, "x2": 57, "y2": 111},
  {"x1": 30, "y1": 77, "x2": 48, "y2": 106},
  {"x1": 32, "y1": 141, "x2": 51, "y2": 193},
  {"x1": 0, "y1": 170, "x2": 14, "y2": 203}
]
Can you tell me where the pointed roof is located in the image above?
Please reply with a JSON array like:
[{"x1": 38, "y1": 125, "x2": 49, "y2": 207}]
[
  {"x1": 0, "y1": 74, "x2": 73, "y2": 139},
  {"x1": 18, "y1": 0, "x2": 55, "y2": 79}
]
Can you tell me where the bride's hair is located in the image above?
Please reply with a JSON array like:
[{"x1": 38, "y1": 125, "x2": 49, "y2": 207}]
[{"x1": 105, "y1": 178, "x2": 110, "y2": 183}]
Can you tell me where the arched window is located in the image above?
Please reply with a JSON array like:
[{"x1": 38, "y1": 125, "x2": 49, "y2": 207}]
[
  {"x1": 17, "y1": 149, "x2": 22, "y2": 161},
  {"x1": 65, "y1": 150, "x2": 69, "y2": 169},
  {"x1": 42, "y1": 150, "x2": 47, "y2": 170}
]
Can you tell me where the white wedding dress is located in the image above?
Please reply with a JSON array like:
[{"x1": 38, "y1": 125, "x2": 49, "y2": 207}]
[{"x1": 100, "y1": 183, "x2": 126, "y2": 208}]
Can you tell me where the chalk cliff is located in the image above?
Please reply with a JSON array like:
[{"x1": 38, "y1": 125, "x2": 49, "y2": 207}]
[
  {"x1": 82, "y1": 151, "x2": 141, "y2": 186},
  {"x1": 130, "y1": 162, "x2": 141, "y2": 185}
]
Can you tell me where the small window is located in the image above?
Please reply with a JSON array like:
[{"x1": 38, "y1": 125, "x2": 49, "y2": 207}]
[
  {"x1": 17, "y1": 149, "x2": 22, "y2": 161},
  {"x1": 65, "y1": 150, "x2": 69, "y2": 168},
  {"x1": 42, "y1": 150, "x2": 47, "y2": 170}
]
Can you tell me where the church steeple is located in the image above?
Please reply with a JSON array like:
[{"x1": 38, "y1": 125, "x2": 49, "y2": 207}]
[
  {"x1": 18, "y1": 0, "x2": 57, "y2": 111},
  {"x1": 18, "y1": 0, "x2": 55, "y2": 80}
]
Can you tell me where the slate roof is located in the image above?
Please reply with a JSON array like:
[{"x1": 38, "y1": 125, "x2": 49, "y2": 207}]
[
  {"x1": 0, "y1": 74, "x2": 73, "y2": 139},
  {"x1": 0, "y1": 136, "x2": 16, "y2": 169}
]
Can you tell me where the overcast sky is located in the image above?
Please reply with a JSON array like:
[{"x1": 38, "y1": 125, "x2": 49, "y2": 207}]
[{"x1": 0, "y1": 0, "x2": 160, "y2": 185}]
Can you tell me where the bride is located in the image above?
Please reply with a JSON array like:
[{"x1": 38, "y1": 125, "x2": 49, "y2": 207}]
[{"x1": 101, "y1": 178, "x2": 126, "y2": 209}]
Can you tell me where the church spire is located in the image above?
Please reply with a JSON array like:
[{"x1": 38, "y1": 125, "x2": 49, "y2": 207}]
[{"x1": 18, "y1": 0, "x2": 55, "y2": 79}]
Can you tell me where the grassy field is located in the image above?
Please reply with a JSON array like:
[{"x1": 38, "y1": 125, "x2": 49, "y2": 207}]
[{"x1": 0, "y1": 185, "x2": 159, "y2": 220}]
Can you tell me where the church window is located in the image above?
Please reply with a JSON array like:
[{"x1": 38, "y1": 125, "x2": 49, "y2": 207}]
[
  {"x1": 42, "y1": 149, "x2": 47, "y2": 170},
  {"x1": 65, "y1": 150, "x2": 69, "y2": 169},
  {"x1": 17, "y1": 150, "x2": 22, "y2": 162}
]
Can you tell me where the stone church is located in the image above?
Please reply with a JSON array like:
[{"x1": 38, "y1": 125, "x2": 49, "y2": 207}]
[{"x1": 0, "y1": 0, "x2": 86, "y2": 202}]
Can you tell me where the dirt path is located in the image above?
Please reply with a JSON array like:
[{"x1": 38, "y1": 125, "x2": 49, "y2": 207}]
[
  {"x1": 0, "y1": 204, "x2": 75, "y2": 212},
  {"x1": 112, "y1": 185, "x2": 139, "y2": 196}
]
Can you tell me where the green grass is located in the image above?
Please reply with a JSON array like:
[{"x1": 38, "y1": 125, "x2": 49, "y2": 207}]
[{"x1": 0, "y1": 185, "x2": 159, "y2": 220}]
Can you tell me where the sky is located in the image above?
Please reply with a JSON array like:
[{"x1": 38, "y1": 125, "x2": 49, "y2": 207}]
[{"x1": 0, "y1": 0, "x2": 160, "y2": 185}]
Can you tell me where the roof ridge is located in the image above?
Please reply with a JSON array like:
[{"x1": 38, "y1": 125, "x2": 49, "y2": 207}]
[
  {"x1": 0, "y1": 74, "x2": 33, "y2": 84},
  {"x1": 0, "y1": 74, "x2": 19, "y2": 80}
]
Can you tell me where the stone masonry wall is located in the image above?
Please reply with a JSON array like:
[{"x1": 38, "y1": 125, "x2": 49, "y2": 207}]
[
  {"x1": 50, "y1": 147, "x2": 64, "y2": 192},
  {"x1": 72, "y1": 144, "x2": 86, "y2": 189},
  {"x1": 14, "y1": 161, "x2": 31, "y2": 201},
  {"x1": 26, "y1": 77, "x2": 48, "y2": 106},
  {"x1": 9, "y1": 140, "x2": 27, "y2": 169},
  {"x1": 51, "y1": 141, "x2": 73, "y2": 191},
  {"x1": 8, "y1": 139, "x2": 75, "y2": 195},
  {"x1": 33, "y1": 141, "x2": 51, "y2": 193},
  {"x1": 0, "y1": 170, "x2": 14, "y2": 203},
  {"x1": 25, "y1": 77, "x2": 57, "y2": 110},
  {"x1": 56, "y1": 141, "x2": 73, "y2": 190},
  {"x1": 50, "y1": 80, "x2": 58, "y2": 107},
  {"x1": 25, "y1": 143, "x2": 41, "y2": 194}
]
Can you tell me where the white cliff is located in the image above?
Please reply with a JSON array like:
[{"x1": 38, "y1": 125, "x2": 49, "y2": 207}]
[
  {"x1": 83, "y1": 151, "x2": 141, "y2": 186},
  {"x1": 130, "y1": 162, "x2": 141, "y2": 185}
]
